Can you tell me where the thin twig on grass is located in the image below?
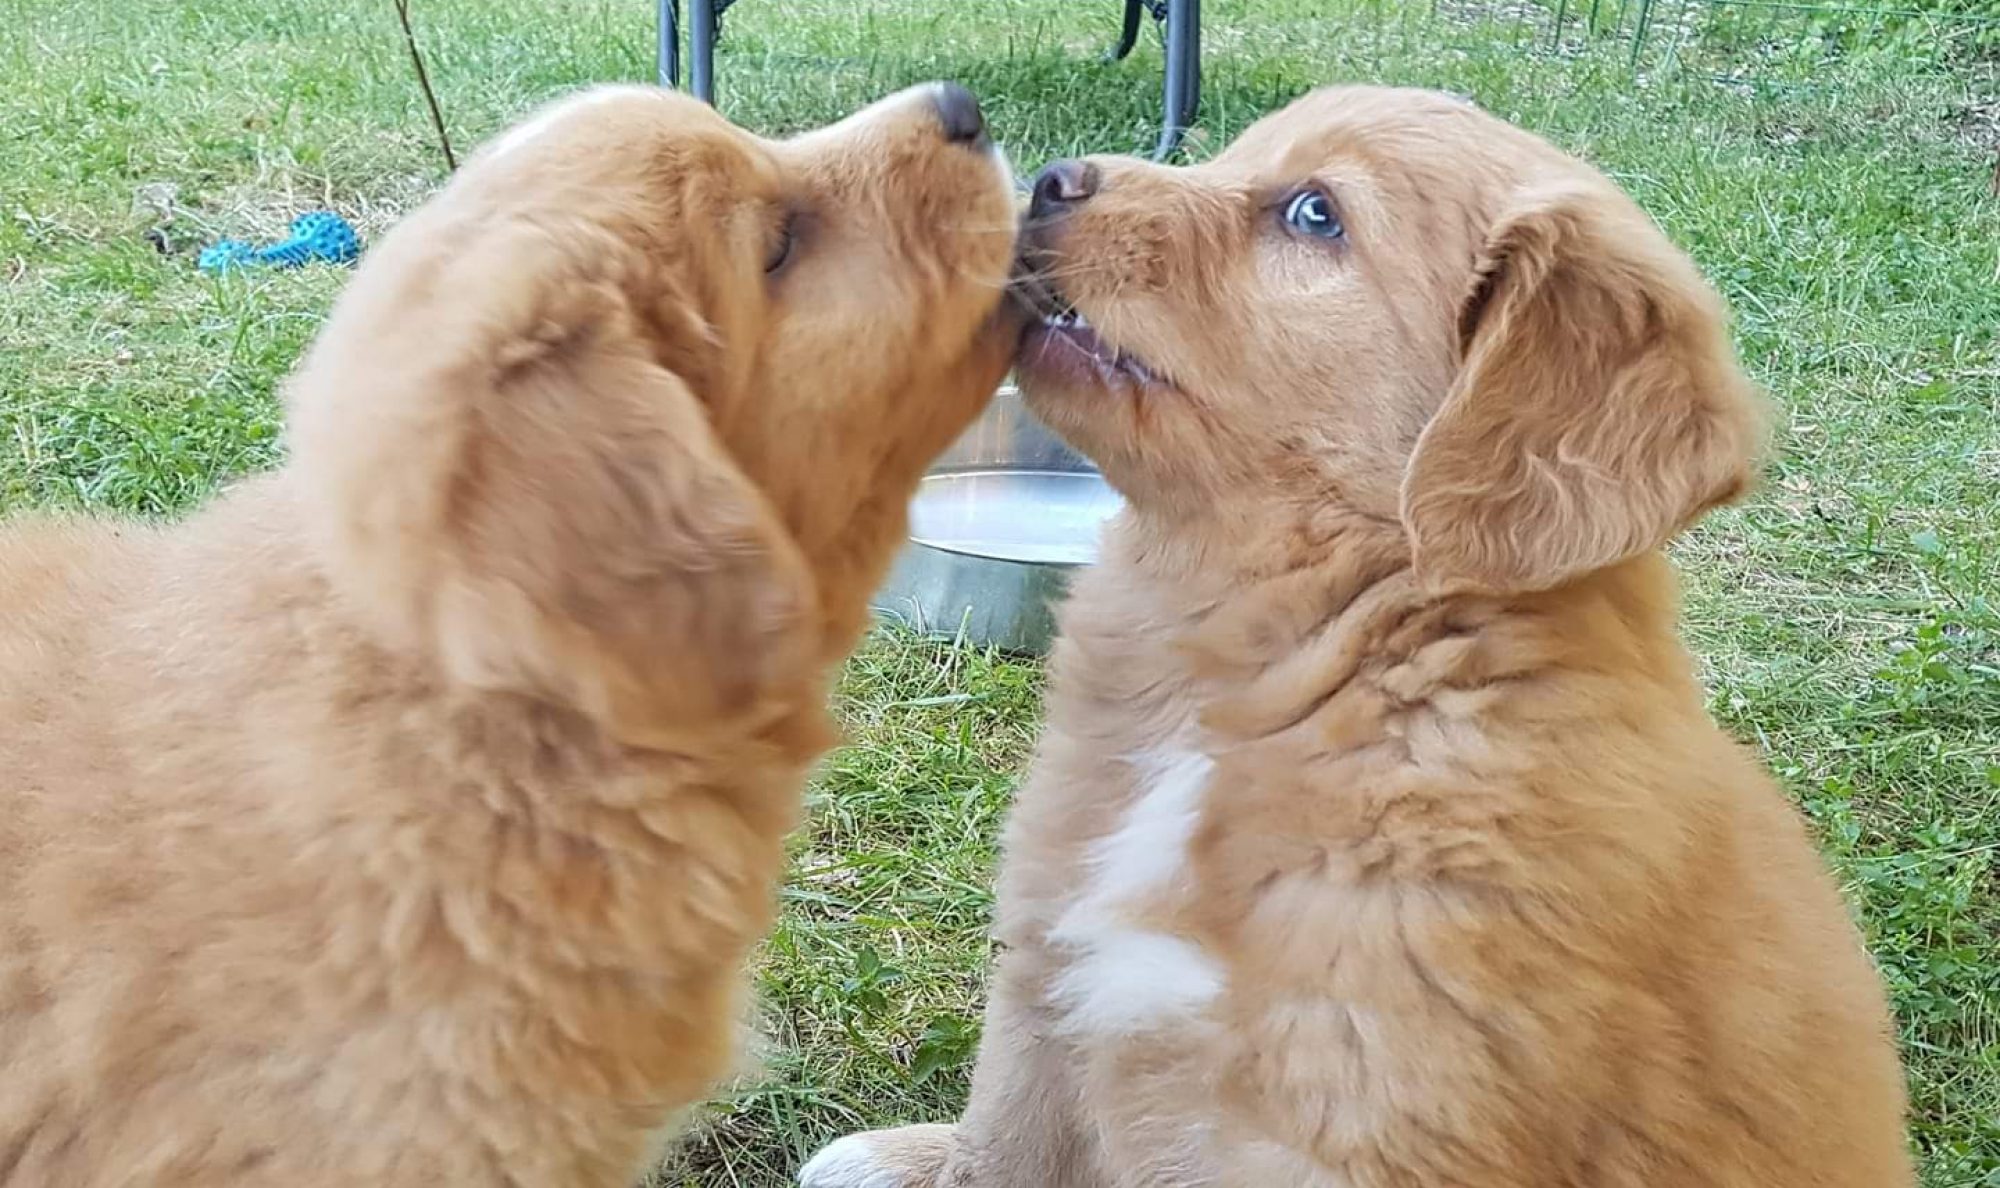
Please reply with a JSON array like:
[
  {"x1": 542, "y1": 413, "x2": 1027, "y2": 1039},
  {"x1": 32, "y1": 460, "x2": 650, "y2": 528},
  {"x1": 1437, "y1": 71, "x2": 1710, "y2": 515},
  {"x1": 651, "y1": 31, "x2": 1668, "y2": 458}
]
[{"x1": 393, "y1": 0, "x2": 457, "y2": 172}]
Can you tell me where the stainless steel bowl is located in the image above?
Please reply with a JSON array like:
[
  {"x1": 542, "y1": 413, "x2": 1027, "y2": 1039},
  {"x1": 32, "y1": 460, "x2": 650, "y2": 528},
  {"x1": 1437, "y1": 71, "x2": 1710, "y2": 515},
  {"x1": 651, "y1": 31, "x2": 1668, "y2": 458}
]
[{"x1": 872, "y1": 384, "x2": 1122, "y2": 654}]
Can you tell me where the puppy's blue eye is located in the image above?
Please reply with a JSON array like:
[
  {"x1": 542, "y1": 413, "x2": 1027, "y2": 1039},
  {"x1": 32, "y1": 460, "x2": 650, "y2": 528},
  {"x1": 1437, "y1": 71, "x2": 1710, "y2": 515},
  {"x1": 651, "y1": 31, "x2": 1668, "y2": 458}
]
[{"x1": 1282, "y1": 189, "x2": 1344, "y2": 240}]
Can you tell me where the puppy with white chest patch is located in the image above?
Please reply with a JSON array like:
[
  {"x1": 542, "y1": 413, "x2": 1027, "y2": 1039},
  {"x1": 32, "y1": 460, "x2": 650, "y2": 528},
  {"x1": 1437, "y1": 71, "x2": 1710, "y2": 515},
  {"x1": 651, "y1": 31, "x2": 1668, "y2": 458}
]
[{"x1": 802, "y1": 85, "x2": 1911, "y2": 1188}]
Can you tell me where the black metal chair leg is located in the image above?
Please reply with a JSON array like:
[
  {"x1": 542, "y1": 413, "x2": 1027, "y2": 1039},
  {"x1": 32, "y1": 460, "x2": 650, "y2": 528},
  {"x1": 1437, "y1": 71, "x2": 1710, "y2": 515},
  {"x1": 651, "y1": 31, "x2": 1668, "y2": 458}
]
[
  {"x1": 691, "y1": 0, "x2": 717, "y2": 102},
  {"x1": 658, "y1": 0, "x2": 679, "y2": 88},
  {"x1": 1152, "y1": 0, "x2": 1200, "y2": 160},
  {"x1": 1107, "y1": 0, "x2": 1146, "y2": 61},
  {"x1": 660, "y1": 0, "x2": 1193, "y2": 138}
]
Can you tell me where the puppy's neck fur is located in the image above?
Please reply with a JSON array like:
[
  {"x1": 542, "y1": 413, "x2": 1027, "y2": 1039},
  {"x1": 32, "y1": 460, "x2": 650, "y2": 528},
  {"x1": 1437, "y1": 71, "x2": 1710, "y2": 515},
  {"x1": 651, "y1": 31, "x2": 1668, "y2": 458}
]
[{"x1": 1099, "y1": 500, "x2": 1697, "y2": 748}]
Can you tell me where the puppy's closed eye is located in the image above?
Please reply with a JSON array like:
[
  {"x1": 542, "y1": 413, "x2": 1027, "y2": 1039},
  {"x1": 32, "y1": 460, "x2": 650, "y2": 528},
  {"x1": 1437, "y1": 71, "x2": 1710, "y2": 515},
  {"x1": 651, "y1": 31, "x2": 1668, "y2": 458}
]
[{"x1": 765, "y1": 210, "x2": 799, "y2": 275}]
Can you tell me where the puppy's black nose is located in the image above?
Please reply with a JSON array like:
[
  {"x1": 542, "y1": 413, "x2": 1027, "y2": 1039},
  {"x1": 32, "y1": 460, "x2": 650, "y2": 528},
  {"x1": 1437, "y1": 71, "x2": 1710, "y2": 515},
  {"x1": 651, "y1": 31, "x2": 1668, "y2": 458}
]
[
  {"x1": 933, "y1": 83, "x2": 987, "y2": 147},
  {"x1": 1029, "y1": 159, "x2": 1099, "y2": 221}
]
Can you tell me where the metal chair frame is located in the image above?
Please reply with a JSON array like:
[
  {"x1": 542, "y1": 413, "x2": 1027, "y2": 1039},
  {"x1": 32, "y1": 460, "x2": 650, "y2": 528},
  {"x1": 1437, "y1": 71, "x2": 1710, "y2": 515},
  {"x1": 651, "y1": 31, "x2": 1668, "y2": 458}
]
[{"x1": 656, "y1": 0, "x2": 1201, "y2": 160}]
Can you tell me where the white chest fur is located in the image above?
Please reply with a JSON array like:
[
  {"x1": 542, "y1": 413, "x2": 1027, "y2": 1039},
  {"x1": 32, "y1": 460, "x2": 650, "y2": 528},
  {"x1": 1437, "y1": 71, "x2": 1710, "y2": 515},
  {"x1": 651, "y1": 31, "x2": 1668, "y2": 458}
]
[{"x1": 1046, "y1": 736, "x2": 1226, "y2": 1035}]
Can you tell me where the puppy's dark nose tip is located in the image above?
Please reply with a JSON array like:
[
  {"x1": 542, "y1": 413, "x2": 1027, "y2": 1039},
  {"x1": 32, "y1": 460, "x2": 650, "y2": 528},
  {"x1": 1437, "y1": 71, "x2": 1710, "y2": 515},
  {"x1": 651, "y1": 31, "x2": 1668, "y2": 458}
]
[
  {"x1": 933, "y1": 83, "x2": 987, "y2": 146},
  {"x1": 1028, "y1": 159, "x2": 1100, "y2": 221}
]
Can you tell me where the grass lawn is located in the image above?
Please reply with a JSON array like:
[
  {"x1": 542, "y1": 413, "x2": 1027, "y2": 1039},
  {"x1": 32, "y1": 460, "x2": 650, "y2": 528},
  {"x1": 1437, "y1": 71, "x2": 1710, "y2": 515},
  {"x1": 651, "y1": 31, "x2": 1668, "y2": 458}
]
[{"x1": 3, "y1": 0, "x2": 1996, "y2": 1182}]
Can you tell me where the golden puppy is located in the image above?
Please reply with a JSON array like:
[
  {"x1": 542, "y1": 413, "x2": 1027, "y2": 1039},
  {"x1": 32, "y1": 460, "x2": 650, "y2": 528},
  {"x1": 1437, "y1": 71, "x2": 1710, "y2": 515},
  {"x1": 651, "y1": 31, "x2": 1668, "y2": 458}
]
[
  {"x1": 0, "y1": 82, "x2": 1016, "y2": 1186},
  {"x1": 803, "y1": 85, "x2": 1912, "y2": 1188}
]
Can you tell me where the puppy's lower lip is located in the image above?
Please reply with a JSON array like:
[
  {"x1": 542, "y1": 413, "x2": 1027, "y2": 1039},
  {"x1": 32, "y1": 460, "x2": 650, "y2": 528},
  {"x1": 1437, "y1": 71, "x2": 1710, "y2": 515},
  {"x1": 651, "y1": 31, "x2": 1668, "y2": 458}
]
[{"x1": 1022, "y1": 314, "x2": 1162, "y2": 389}]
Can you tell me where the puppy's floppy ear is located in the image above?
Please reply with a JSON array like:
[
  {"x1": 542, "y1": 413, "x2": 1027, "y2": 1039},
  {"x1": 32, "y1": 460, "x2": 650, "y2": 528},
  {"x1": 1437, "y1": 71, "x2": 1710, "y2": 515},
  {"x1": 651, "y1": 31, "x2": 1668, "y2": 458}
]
[
  {"x1": 288, "y1": 217, "x2": 815, "y2": 746},
  {"x1": 1400, "y1": 181, "x2": 1766, "y2": 593}
]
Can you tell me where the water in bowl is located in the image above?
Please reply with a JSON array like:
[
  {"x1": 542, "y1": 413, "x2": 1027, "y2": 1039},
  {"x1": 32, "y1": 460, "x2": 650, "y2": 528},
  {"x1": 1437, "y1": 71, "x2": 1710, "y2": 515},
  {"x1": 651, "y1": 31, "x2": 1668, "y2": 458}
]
[{"x1": 907, "y1": 470, "x2": 1123, "y2": 566}]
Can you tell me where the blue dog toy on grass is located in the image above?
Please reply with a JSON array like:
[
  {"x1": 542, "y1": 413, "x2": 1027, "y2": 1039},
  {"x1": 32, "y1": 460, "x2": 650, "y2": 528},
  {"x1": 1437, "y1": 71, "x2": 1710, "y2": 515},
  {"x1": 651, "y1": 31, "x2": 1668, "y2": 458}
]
[{"x1": 199, "y1": 211, "x2": 361, "y2": 275}]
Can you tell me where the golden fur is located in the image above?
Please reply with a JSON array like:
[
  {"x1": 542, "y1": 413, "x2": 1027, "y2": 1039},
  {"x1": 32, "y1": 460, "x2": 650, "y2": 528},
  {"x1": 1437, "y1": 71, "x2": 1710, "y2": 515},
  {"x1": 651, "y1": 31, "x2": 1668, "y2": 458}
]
[
  {"x1": 0, "y1": 83, "x2": 1017, "y2": 1186},
  {"x1": 803, "y1": 85, "x2": 1912, "y2": 1188}
]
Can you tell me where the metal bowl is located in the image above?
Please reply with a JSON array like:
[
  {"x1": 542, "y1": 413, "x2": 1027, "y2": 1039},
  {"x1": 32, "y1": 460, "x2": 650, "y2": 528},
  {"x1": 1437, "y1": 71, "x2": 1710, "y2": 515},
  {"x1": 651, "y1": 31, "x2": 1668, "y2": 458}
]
[{"x1": 872, "y1": 383, "x2": 1122, "y2": 655}]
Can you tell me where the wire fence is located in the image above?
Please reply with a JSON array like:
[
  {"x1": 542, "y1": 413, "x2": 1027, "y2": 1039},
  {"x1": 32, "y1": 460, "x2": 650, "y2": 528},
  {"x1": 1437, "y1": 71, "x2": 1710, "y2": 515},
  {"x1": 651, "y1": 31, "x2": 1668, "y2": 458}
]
[
  {"x1": 1410, "y1": 0, "x2": 1997, "y2": 88},
  {"x1": 1194, "y1": 0, "x2": 2000, "y2": 168}
]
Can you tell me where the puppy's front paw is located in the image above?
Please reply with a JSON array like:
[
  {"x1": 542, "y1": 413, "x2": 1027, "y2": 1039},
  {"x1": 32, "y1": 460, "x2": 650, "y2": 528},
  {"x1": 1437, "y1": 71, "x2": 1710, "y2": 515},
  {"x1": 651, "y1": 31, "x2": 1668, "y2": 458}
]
[{"x1": 798, "y1": 1124, "x2": 956, "y2": 1188}]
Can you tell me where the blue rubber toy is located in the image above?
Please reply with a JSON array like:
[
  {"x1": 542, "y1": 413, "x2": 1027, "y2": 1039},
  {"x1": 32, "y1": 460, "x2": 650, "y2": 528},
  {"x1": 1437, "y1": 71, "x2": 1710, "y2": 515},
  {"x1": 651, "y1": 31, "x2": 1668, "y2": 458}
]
[{"x1": 199, "y1": 211, "x2": 361, "y2": 275}]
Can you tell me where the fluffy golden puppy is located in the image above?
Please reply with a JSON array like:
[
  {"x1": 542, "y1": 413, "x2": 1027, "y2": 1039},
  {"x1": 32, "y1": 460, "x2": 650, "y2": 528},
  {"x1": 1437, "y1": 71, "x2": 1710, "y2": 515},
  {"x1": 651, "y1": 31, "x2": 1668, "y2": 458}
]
[
  {"x1": 803, "y1": 85, "x2": 1911, "y2": 1188},
  {"x1": 0, "y1": 82, "x2": 1016, "y2": 1186}
]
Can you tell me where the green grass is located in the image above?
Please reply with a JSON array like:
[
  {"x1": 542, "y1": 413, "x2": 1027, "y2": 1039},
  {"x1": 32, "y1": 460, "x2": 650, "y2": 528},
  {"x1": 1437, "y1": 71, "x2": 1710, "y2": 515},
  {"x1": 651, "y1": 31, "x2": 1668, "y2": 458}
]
[{"x1": 2, "y1": 0, "x2": 1996, "y2": 1183}]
